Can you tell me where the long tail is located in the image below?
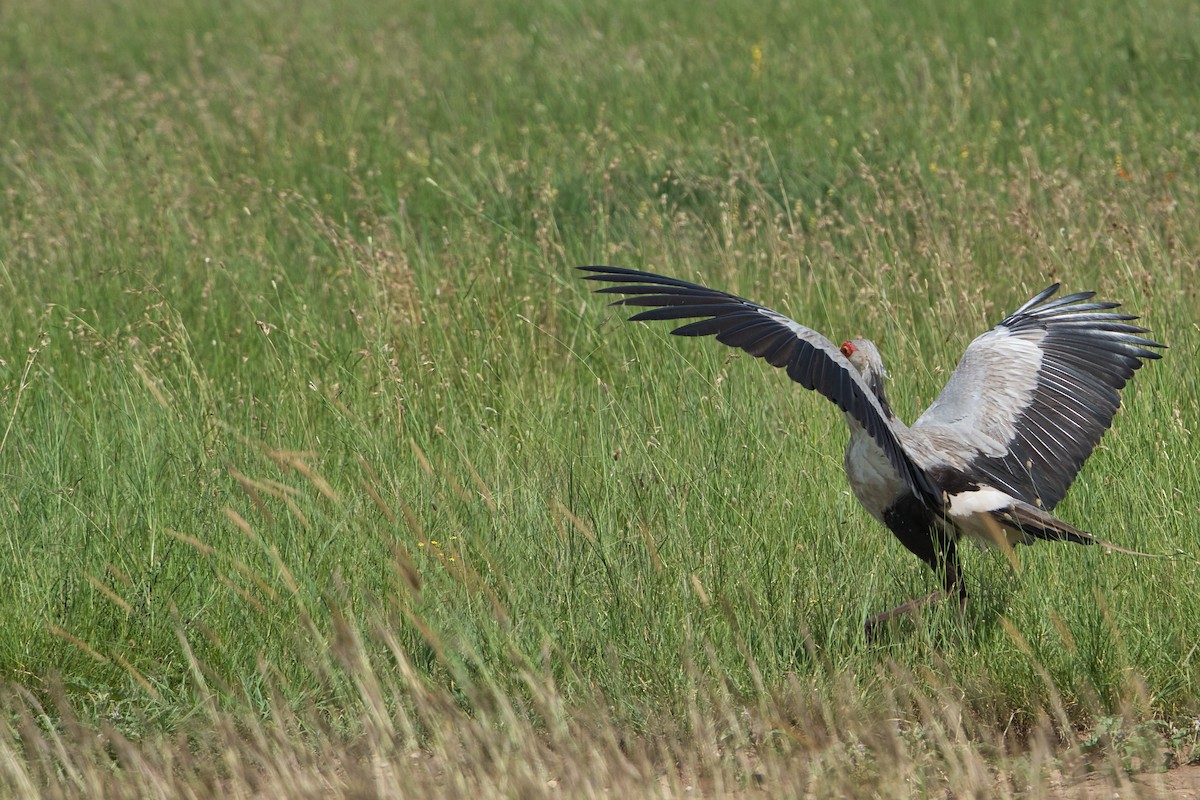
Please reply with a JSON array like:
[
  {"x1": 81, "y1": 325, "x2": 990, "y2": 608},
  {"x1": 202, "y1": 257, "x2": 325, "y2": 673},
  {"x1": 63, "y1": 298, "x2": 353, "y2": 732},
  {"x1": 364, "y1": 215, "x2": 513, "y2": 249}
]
[{"x1": 991, "y1": 500, "x2": 1162, "y2": 558}]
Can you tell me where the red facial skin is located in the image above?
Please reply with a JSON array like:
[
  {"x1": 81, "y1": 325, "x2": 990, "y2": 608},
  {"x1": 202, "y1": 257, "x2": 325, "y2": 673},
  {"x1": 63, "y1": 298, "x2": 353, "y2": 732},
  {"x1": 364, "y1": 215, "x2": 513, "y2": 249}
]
[{"x1": 839, "y1": 341, "x2": 856, "y2": 359}]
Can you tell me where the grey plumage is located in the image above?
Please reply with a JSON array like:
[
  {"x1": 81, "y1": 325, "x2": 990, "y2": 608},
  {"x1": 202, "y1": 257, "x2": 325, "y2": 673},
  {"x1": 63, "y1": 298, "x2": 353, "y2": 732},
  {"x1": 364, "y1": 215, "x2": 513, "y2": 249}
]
[{"x1": 913, "y1": 285, "x2": 1163, "y2": 510}]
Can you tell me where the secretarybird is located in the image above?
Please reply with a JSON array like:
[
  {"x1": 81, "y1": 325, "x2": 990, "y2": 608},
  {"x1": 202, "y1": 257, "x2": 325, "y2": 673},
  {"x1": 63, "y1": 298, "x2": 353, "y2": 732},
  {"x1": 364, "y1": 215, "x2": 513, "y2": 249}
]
[{"x1": 581, "y1": 266, "x2": 1164, "y2": 633}]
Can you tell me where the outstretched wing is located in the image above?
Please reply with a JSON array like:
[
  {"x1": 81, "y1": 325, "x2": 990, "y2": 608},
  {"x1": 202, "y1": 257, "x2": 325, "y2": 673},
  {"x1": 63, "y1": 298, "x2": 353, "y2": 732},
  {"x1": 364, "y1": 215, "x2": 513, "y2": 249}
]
[
  {"x1": 580, "y1": 265, "x2": 940, "y2": 504},
  {"x1": 913, "y1": 284, "x2": 1164, "y2": 509}
]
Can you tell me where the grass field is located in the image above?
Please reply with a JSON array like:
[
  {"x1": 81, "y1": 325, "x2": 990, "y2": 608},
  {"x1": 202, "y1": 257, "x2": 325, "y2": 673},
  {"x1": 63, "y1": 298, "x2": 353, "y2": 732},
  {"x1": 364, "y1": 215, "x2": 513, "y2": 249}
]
[{"x1": 1, "y1": 0, "x2": 1199, "y2": 795}]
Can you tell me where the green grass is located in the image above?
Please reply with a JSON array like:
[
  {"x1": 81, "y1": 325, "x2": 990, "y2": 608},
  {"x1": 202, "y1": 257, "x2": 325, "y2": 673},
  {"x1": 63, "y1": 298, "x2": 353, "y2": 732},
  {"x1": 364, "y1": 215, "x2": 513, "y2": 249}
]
[{"x1": 1, "y1": 0, "x2": 1199, "y2": 794}]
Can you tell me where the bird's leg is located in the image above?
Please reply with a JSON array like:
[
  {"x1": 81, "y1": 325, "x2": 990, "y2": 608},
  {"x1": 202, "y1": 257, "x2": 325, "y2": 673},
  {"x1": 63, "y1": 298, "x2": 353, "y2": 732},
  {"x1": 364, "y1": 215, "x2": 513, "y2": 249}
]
[
  {"x1": 864, "y1": 591, "x2": 946, "y2": 638},
  {"x1": 865, "y1": 594, "x2": 942, "y2": 633},
  {"x1": 865, "y1": 540, "x2": 966, "y2": 639},
  {"x1": 938, "y1": 539, "x2": 968, "y2": 613}
]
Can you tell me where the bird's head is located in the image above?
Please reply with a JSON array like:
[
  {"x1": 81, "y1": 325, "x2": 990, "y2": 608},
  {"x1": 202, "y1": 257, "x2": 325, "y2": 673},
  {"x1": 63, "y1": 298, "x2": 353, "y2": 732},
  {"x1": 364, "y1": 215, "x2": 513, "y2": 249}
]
[{"x1": 839, "y1": 339, "x2": 893, "y2": 418}]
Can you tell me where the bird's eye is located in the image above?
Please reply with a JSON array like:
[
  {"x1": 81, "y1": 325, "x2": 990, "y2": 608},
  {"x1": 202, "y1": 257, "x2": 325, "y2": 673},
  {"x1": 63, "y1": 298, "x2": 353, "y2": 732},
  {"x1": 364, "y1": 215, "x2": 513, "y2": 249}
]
[{"x1": 840, "y1": 341, "x2": 855, "y2": 358}]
